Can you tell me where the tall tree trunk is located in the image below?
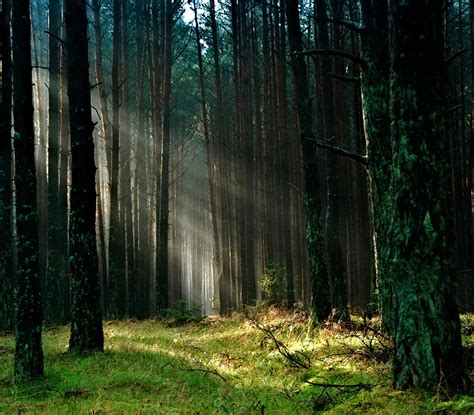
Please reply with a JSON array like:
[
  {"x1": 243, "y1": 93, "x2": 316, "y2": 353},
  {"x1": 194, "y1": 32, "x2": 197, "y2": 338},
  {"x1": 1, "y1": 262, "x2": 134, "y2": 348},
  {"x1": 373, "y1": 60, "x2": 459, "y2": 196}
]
[
  {"x1": 286, "y1": 0, "x2": 330, "y2": 321},
  {"x1": 319, "y1": 0, "x2": 348, "y2": 320},
  {"x1": 0, "y1": 0, "x2": 14, "y2": 333},
  {"x1": 192, "y1": 0, "x2": 221, "y2": 308},
  {"x1": 12, "y1": 0, "x2": 44, "y2": 381},
  {"x1": 156, "y1": 0, "x2": 173, "y2": 312},
  {"x1": 108, "y1": 0, "x2": 126, "y2": 318},
  {"x1": 46, "y1": 0, "x2": 67, "y2": 325},
  {"x1": 65, "y1": 0, "x2": 104, "y2": 353}
]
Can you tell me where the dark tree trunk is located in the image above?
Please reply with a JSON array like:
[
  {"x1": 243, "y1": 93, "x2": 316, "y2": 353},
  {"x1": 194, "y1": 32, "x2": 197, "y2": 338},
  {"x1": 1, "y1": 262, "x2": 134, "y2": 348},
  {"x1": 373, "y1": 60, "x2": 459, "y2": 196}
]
[
  {"x1": 377, "y1": 0, "x2": 464, "y2": 390},
  {"x1": 65, "y1": 0, "x2": 104, "y2": 353},
  {"x1": 12, "y1": 0, "x2": 44, "y2": 381},
  {"x1": 286, "y1": 0, "x2": 330, "y2": 321},
  {"x1": 108, "y1": 0, "x2": 126, "y2": 318},
  {"x1": 156, "y1": 0, "x2": 173, "y2": 312},
  {"x1": 0, "y1": 0, "x2": 14, "y2": 333},
  {"x1": 46, "y1": 0, "x2": 67, "y2": 325}
]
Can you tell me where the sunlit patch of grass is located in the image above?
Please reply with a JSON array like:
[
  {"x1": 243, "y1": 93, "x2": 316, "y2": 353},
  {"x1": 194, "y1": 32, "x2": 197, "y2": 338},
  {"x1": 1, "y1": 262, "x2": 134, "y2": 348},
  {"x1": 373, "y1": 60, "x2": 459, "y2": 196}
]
[{"x1": 0, "y1": 309, "x2": 473, "y2": 413}]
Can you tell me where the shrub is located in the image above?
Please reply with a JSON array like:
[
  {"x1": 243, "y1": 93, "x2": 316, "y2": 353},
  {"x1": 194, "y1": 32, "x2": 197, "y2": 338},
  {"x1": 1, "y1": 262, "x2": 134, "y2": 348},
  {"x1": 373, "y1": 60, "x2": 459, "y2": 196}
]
[{"x1": 260, "y1": 264, "x2": 286, "y2": 306}]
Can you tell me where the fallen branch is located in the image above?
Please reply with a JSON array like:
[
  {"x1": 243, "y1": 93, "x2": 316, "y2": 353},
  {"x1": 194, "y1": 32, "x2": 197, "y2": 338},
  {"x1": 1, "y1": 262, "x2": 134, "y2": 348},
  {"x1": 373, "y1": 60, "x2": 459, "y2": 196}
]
[
  {"x1": 247, "y1": 316, "x2": 310, "y2": 369},
  {"x1": 305, "y1": 380, "x2": 377, "y2": 390},
  {"x1": 184, "y1": 368, "x2": 227, "y2": 382}
]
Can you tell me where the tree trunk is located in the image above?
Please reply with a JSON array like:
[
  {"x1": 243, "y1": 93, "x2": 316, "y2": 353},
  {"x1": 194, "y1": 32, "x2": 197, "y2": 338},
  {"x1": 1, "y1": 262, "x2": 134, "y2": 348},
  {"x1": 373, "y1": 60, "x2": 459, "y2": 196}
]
[
  {"x1": 12, "y1": 0, "x2": 44, "y2": 381},
  {"x1": 376, "y1": 0, "x2": 464, "y2": 390},
  {"x1": 0, "y1": 0, "x2": 14, "y2": 333},
  {"x1": 286, "y1": 0, "x2": 330, "y2": 321},
  {"x1": 46, "y1": 0, "x2": 67, "y2": 325},
  {"x1": 156, "y1": 0, "x2": 174, "y2": 312},
  {"x1": 108, "y1": 0, "x2": 126, "y2": 318},
  {"x1": 65, "y1": 0, "x2": 104, "y2": 353}
]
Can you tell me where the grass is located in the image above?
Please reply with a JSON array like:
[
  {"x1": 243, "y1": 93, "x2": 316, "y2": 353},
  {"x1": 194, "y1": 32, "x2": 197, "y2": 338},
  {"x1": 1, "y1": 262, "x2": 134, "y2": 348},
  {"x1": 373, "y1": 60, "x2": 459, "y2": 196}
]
[{"x1": 0, "y1": 309, "x2": 473, "y2": 414}]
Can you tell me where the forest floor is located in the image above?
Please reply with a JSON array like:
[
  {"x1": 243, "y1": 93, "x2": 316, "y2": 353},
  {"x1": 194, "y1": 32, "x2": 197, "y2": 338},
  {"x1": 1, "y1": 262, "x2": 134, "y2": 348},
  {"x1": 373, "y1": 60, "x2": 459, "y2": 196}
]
[{"x1": 0, "y1": 308, "x2": 473, "y2": 414}]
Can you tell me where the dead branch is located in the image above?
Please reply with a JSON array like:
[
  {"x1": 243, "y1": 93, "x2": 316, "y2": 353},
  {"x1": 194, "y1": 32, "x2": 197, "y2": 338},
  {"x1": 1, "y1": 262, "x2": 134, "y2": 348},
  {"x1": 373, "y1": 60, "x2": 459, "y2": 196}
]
[
  {"x1": 305, "y1": 380, "x2": 377, "y2": 390},
  {"x1": 294, "y1": 49, "x2": 366, "y2": 67},
  {"x1": 184, "y1": 368, "x2": 227, "y2": 382},
  {"x1": 247, "y1": 315, "x2": 310, "y2": 369},
  {"x1": 445, "y1": 48, "x2": 467, "y2": 64},
  {"x1": 305, "y1": 137, "x2": 368, "y2": 166},
  {"x1": 312, "y1": 17, "x2": 366, "y2": 35},
  {"x1": 326, "y1": 72, "x2": 360, "y2": 83},
  {"x1": 45, "y1": 30, "x2": 65, "y2": 44}
]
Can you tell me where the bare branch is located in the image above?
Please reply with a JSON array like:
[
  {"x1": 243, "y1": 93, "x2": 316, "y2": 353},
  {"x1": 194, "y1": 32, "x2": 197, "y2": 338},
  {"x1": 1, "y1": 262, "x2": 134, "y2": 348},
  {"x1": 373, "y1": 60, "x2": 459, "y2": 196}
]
[
  {"x1": 445, "y1": 48, "x2": 466, "y2": 64},
  {"x1": 45, "y1": 30, "x2": 65, "y2": 45},
  {"x1": 326, "y1": 72, "x2": 360, "y2": 83},
  {"x1": 183, "y1": 368, "x2": 227, "y2": 382},
  {"x1": 294, "y1": 49, "x2": 366, "y2": 67},
  {"x1": 312, "y1": 17, "x2": 366, "y2": 34},
  {"x1": 305, "y1": 380, "x2": 378, "y2": 390},
  {"x1": 306, "y1": 137, "x2": 368, "y2": 167}
]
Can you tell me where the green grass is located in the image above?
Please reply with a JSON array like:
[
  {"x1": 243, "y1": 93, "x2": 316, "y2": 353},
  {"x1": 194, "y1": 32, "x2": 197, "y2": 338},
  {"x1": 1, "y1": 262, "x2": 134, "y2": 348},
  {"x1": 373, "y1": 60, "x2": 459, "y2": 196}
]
[{"x1": 0, "y1": 309, "x2": 472, "y2": 414}]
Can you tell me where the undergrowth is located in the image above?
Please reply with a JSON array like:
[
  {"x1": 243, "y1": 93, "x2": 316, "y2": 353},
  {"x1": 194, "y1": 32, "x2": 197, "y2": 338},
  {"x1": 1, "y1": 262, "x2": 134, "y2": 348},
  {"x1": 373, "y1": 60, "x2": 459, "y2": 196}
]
[{"x1": 0, "y1": 309, "x2": 472, "y2": 414}]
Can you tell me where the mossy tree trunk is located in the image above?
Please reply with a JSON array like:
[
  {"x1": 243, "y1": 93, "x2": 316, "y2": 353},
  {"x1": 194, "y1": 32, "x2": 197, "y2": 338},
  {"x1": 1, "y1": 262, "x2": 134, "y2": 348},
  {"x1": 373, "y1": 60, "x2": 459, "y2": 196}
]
[
  {"x1": 0, "y1": 0, "x2": 14, "y2": 334},
  {"x1": 286, "y1": 0, "x2": 331, "y2": 321},
  {"x1": 376, "y1": 0, "x2": 463, "y2": 390},
  {"x1": 12, "y1": 0, "x2": 44, "y2": 382},
  {"x1": 65, "y1": 0, "x2": 104, "y2": 353}
]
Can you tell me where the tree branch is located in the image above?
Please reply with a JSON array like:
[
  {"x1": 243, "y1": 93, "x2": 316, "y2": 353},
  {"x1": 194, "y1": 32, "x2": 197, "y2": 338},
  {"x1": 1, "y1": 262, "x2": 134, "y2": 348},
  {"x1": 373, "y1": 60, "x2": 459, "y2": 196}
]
[
  {"x1": 305, "y1": 380, "x2": 377, "y2": 390},
  {"x1": 326, "y1": 72, "x2": 360, "y2": 83},
  {"x1": 184, "y1": 368, "x2": 227, "y2": 382},
  {"x1": 312, "y1": 17, "x2": 366, "y2": 34},
  {"x1": 294, "y1": 49, "x2": 366, "y2": 67},
  {"x1": 45, "y1": 30, "x2": 65, "y2": 44},
  {"x1": 306, "y1": 137, "x2": 368, "y2": 167},
  {"x1": 445, "y1": 48, "x2": 466, "y2": 64}
]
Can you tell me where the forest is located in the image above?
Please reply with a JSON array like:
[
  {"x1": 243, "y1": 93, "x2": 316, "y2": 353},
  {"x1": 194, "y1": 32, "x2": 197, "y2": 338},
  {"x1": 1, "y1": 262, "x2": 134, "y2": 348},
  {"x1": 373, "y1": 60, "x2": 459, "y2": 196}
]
[{"x1": 0, "y1": 0, "x2": 473, "y2": 413}]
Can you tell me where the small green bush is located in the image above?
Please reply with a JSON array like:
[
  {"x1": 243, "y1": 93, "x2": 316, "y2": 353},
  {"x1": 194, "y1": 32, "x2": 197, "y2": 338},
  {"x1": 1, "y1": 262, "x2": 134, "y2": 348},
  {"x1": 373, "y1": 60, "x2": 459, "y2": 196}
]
[
  {"x1": 163, "y1": 300, "x2": 204, "y2": 326},
  {"x1": 260, "y1": 264, "x2": 286, "y2": 306}
]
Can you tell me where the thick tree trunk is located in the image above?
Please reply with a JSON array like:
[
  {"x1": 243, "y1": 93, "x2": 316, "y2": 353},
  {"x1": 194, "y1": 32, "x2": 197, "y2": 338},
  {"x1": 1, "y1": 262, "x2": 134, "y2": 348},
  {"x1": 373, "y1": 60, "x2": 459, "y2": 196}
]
[
  {"x1": 377, "y1": 0, "x2": 464, "y2": 390},
  {"x1": 65, "y1": 0, "x2": 104, "y2": 353},
  {"x1": 12, "y1": 0, "x2": 44, "y2": 381}
]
